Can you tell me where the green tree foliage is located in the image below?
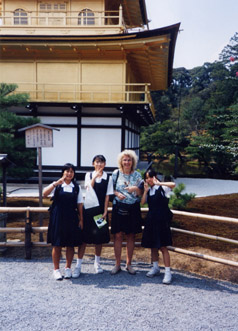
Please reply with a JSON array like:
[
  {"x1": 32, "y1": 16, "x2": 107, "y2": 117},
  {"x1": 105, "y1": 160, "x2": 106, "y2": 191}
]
[
  {"x1": 169, "y1": 183, "x2": 196, "y2": 210},
  {"x1": 182, "y1": 96, "x2": 205, "y2": 134},
  {"x1": 140, "y1": 119, "x2": 189, "y2": 163},
  {"x1": 186, "y1": 107, "x2": 237, "y2": 176},
  {"x1": 141, "y1": 32, "x2": 238, "y2": 178},
  {"x1": 0, "y1": 83, "x2": 39, "y2": 178}
]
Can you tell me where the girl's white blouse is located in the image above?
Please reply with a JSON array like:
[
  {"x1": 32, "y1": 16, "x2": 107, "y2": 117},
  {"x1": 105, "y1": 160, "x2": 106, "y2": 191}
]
[
  {"x1": 149, "y1": 185, "x2": 171, "y2": 197},
  {"x1": 85, "y1": 171, "x2": 113, "y2": 195}
]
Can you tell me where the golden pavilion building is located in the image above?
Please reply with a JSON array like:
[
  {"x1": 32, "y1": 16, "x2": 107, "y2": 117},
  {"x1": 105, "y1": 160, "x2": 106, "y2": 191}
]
[{"x1": 0, "y1": 0, "x2": 180, "y2": 177}]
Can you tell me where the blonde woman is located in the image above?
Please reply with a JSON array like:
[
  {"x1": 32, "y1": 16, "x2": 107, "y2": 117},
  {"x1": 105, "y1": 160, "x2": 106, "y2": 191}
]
[{"x1": 110, "y1": 150, "x2": 143, "y2": 275}]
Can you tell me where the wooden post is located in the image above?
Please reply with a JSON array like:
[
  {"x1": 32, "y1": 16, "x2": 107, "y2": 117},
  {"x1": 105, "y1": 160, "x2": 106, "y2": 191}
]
[
  {"x1": 2, "y1": 164, "x2": 7, "y2": 207},
  {"x1": 25, "y1": 207, "x2": 32, "y2": 259},
  {"x1": 38, "y1": 147, "x2": 44, "y2": 242},
  {"x1": 18, "y1": 124, "x2": 60, "y2": 242}
]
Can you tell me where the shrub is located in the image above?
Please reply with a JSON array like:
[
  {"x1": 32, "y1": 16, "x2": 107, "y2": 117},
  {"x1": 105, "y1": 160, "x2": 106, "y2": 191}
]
[{"x1": 169, "y1": 183, "x2": 196, "y2": 210}]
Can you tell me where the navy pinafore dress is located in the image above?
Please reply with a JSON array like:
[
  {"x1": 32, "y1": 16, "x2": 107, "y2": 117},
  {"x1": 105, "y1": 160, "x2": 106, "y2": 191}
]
[
  {"x1": 141, "y1": 186, "x2": 173, "y2": 249},
  {"x1": 82, "y1": 173, "x2": 110, "y2": 244},
  {"x1": 47, "y1": 184, "x2": 82, "y2": 247}
]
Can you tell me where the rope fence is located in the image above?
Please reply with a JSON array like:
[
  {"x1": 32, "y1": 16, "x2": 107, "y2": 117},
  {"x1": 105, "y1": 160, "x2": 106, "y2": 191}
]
[{"x1": 0, "y1": 206, "x2": 237, "y2": 267}]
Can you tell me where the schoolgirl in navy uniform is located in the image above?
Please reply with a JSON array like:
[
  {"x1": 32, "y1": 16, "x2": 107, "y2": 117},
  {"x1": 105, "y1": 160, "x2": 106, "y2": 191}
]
[
  {"x1": 141, "y1": 169, "x2": 175, "y2": 284},
  {"x1": 72, "y1": 155, "x2": 113, "y2": 277},
  {"x1": 43, "y1": 163, "x2": 83, "y2": 281}
]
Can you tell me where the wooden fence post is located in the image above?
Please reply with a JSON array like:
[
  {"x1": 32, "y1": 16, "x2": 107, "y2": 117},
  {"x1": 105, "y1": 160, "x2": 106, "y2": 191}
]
[{"x1": 25, "y1": 207, "x2": 32, "y2": 259}]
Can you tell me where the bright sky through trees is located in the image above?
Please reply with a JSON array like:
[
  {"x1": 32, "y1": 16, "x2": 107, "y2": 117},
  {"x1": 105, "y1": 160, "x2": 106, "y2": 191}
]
[{"x1": 146, "y1": 0, "x2": 238, "y2": 69}]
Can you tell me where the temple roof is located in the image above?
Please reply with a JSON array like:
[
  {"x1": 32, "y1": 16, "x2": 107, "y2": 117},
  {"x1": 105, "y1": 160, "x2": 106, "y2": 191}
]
[{"x1": 0, "y1": 23, "x2": 180, "y2": 91}]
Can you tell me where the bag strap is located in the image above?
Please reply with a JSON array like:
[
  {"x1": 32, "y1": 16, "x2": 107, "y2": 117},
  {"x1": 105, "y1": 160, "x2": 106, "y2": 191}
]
[{"x1": 113, "y1": 169, "x2": 119, "y2": 190}]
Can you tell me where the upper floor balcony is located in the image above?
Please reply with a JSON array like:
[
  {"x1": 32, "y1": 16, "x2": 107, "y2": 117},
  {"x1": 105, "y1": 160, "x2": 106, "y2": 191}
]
[
  {"x1": 0, "y1": 6, "x2": 126, "y2": 36},
  {"x1": 11, "y1": 81, "x2": 155, "y2": 119}
]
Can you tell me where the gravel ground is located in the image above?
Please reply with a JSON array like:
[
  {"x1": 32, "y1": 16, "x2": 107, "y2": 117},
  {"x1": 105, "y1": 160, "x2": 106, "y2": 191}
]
[{"x1": 0, "y1": 257, "x2": 238, "y2": 331}]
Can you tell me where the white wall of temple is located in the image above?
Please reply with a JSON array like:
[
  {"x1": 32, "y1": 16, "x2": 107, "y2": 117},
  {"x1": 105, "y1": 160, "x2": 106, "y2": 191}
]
[
  {"x1": 81, "y1": 128, "x2": 121, "y2": 168},
  {"x1": 38, "y1": 115, "x2": 140, "y2": 168},
  {"x1": 39, "y1": 115, "x2": 122, "y2": 168},
  {"x1": 41, "y1": 128, "x2": 78, "y2": 166},
  {"x1": 40, "y1": 116, "x2": 77, "y2": 125},
  {"x1": 40, "y1": 116, "x2": 77, "y2": 166},
  {"x1": 81, "y1": 117, "x2": 121, "y2": 125}
]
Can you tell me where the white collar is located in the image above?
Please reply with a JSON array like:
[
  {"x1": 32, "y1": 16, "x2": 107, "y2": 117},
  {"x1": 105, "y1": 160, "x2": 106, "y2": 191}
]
[
  {"x1": 150, "y1": 185, "x2": 160, "y2": 191},
  {"x1": 62, "y1": 181, "x2": 74, "y2": 187},
  {"x1": 92, "y1": 171, "x2": 107, "y2": 180}
]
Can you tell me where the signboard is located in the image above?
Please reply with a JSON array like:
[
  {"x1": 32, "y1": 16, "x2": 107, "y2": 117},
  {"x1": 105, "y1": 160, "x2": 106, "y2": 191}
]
[{"x1": 25, "y1": 127, "x2": 53, "y2": 148}]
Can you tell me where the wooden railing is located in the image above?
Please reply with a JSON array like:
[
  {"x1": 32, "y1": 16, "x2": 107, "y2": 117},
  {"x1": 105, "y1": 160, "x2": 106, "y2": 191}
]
[
  {"x1": 0, "y1": 206, "x2": 237, "y2": 267},
  {"x1": 0, "y1": 9, "x2": 124, "y2": 28},
  {"x1": 12, "y1": 82, "x2": 153, "y2": 106}
]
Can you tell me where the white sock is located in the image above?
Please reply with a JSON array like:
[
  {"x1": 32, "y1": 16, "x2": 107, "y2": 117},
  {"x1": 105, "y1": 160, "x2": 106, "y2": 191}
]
[
  {"x1": 76, "y1": 258, "x2": 83, "y2": 268},
  {"x1": 165, "y1": 267, "x2": 171, "y2": 273},
  {"x1": 153, "y1": 261, "x2": 159, "y2": 270},
  {"x1": 95, "y1": 255, "x2": 100, "y2": 264}
]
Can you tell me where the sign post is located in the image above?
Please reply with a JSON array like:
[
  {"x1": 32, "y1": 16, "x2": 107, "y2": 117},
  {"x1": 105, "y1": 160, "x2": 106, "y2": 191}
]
[{"x1": 19, "y1": 124, "x2": 60, "y2": 241}]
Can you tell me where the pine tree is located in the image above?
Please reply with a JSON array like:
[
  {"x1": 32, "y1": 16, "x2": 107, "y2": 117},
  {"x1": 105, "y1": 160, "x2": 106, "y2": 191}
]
[{"x1": 0, "y1": 83, "x2": 39, "y2": 178}]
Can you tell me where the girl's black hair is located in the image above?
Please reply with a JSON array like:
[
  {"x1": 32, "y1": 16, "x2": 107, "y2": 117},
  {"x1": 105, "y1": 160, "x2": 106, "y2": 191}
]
[
  {"x1": 92, "y1": 154, "x2": 106, "y2": 163},
  {"x1": 61, "y1": 163, "x2": 76, "y2": 181},
  {"x1": 144, "y1": 169, "x2": 158, "y2": 180}
]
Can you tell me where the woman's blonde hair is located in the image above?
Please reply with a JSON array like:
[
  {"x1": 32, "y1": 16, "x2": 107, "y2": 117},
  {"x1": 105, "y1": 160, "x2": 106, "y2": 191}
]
[{"x1": 117, "y1": 149, "x2": 138, "y2": 172}]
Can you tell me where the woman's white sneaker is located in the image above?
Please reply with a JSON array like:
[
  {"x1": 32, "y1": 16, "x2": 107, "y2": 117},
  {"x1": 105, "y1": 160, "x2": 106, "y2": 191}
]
[
  {"x1": 72, "y1": 266, "x2": 81, "y2": 278},
  {"x1": 94, "y1": 263, "x2": 103, "y2": 274},
  {"x1": 53, "y1": 269, "x2": 63, "y2": 281},
  {"x1": 64, "y1": 268, "x2": 72, "y2": 279},
  {"x1": 146, "y1": 266, "x2": 160, "y2": 278},
  {"x1": 162, "y1": 272, "x2": 172, "y2": 284}
]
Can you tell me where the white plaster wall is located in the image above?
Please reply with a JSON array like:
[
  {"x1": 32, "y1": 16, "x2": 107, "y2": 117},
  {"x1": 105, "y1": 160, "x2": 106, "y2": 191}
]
[
  {"x1": 81, "y1": 128, "x2": 121, "y2": 167},
  {"x1": 81, "y1": 117, "x2": 121, "y2": 125},
  {"x1": 42, "y1": 128, "x2": 77, "y2": 166},
  {"x1": 40, "y1": 116, "x2": 77, "y2": 125}
]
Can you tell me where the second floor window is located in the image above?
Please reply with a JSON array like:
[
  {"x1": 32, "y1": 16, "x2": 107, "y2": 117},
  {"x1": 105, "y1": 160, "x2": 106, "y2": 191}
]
[
  {"x1": 78, "y1": 9, "x2": 95, "y2": 25},
  {"x1": 39, "y1": 3, "x2": 66, "y2": 11},
  {"x1": 14, "y1": 9, "x2": 28, "y2": 25}
]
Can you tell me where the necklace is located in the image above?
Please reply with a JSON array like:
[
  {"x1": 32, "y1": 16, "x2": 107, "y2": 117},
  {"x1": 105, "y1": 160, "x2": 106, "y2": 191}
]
[{"x1": 122, "y1": 173, "x2": 131, "y2": 187}]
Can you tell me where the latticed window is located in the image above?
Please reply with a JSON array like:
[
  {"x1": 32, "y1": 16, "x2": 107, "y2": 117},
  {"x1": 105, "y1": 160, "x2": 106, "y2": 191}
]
[
  {"x1": 14, "y1": 9, "x2": 28, "y2": 25},
  {"x1": 78, "y1": 9, "x2": 95, "y2": 25},
  {"x1": 39, "y1": 3, "x2": 66, "y2": 25},
  {"x1": 39, "y1": 3, "x2": 66, "y2": 11}
]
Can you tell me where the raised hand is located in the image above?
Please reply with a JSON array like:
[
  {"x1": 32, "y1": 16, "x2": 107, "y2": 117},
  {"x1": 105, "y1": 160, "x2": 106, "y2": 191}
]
[{"x1": 152, "y1": 176, "x2": 160, "y2": 186}]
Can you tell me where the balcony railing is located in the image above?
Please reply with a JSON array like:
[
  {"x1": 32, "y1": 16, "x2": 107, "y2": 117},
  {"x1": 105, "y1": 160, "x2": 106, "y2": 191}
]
[
  {"x1": 12, "y1": 82, "x2": 152, "y2": 104},
  {"x1": 0, "y1": 8, "x2": 124, "y2": 29}
]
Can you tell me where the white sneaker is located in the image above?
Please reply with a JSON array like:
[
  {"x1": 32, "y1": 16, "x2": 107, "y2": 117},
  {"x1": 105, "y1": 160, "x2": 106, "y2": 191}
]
[
  {"x1": 64, "y1": 268, "x2": 72, "y2": 279},
  {"x1": 163, "y1": 272, "x2": 172, "y2": 284},
  {"x1": 146, "y1": 266, "x2": 160, "y2": 278},
  {"x1": 53, "y1": 269, "x2": 63, "y2": 281},
  {"x1": 72, "y1": 266, "x2": 81, "y2": 278},
  {"x1": 94, "y1": 262, "x2": 103, "y2": 274}
]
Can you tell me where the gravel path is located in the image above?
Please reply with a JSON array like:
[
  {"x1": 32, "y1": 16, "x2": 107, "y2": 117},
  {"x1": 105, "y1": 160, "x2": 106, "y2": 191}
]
[{"x1": 0, "y1": 257, "x2": 237, "y2": 331}]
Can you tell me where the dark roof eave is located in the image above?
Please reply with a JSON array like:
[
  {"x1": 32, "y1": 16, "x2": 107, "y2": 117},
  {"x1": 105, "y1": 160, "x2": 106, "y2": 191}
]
[{"x1": 0, "y1": 23, "x2": 180, "y2": 43}]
